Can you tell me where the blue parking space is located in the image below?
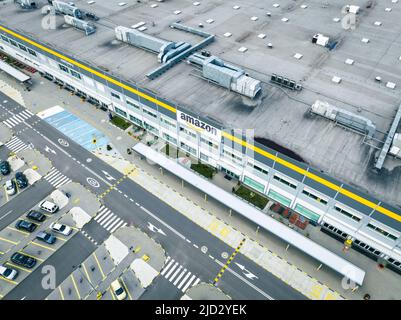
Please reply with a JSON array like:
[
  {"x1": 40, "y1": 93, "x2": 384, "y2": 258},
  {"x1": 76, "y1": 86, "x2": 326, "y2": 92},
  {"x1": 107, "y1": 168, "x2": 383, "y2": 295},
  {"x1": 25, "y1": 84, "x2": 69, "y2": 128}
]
[{"x1": 42, "y1": 109, "x2": 109, "y2": 151}]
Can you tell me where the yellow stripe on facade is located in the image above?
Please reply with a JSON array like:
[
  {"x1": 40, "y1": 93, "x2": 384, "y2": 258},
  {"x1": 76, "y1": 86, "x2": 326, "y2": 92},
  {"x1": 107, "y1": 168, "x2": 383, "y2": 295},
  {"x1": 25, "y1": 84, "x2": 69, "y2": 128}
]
[
  {"x1": 0, "y1": 25, "x2": 176, "y2": 114},
  {"x1": 221, "y1": 131, "x2": 401, "y2": 223},
  {"x1": 1, "y1": 23, "x2": 400, "y2": 224}
]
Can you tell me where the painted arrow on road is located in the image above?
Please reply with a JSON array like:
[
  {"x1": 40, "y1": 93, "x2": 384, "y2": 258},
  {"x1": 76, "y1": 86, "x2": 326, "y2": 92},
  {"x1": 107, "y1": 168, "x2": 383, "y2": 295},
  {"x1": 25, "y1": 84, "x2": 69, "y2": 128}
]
[
  {"x1": 101, "y1": 170, "x2": 116, "y2": 181},
  {"x1": 44, "y1": 146, "x2": 56, "y2": 154},
  {"x1": 235, "y1": 263, "x2": 259, "y2": 280},
  {"x1": 147, "y1": 222, "x2": 166, "y2": 236}
]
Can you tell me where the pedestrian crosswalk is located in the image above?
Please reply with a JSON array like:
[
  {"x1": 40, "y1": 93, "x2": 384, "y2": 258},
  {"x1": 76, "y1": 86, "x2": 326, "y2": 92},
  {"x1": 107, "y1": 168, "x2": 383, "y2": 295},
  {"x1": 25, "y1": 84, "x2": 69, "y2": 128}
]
[
  {"x1": 94, "y1": 205, "x2": 127, "y2": 233},
  {"x1": 160, "y1": 256, "x2": 201, "y2": 292},
  {"x1": 4, "y1": 136, "x2": 31, "y2": 153},
  {"x1": 2, "y1": 110, "x2": 33, "y2": 128},
  {"x1": 44, "y1": 168, "x2": 72, "y2": 188}
]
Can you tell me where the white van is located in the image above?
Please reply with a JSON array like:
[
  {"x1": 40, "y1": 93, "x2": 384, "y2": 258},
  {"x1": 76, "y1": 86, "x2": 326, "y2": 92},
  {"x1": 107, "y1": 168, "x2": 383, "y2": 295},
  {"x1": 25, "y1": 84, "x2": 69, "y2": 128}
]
[{"x1": 39, "y1": 200, "x2": 59, "y2": 214}]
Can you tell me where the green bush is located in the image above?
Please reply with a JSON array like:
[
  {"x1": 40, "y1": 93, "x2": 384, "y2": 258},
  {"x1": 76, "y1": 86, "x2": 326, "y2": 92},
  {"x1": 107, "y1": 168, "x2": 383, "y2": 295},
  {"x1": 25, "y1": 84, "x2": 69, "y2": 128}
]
[
  {"x1": 233, "y1": 185, "x2": 268, "y2": 209},
  {"x1": 110, "y1": 115, "x2": 131, "y2": 130},
  {"x1": 191, "y1": 163, "x2": 215, "y2": 179}
]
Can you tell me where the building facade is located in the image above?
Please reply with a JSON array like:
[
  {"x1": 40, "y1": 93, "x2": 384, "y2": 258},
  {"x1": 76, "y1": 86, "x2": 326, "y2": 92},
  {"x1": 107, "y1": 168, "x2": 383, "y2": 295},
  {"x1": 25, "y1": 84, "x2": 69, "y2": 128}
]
[{"x1": 1, "y1": 23, "x2": 401, "y2": 274}]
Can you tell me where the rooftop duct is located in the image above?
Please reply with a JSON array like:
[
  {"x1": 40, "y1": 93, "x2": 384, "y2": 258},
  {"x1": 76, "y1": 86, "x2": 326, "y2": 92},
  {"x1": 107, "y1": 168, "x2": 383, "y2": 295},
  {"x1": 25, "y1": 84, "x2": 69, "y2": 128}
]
[
  {"x1": 14, "y1": 0, "x2": 37, "y2": 9},
  {"x1": 51, "y1": 0, "x2": 83, "y2": 19},
  {"x1": 188, "y1": 53, "x2": 261, "y2": 99},
  {"x1": 115, "y1": 26, "x2": 191, "y2": 64},
  {"x1": 310, "y1": 100, "x2": 376, "y2": 138},
  {"x1": 64, "y1": 15, "x2": 96, "y2": 36}
]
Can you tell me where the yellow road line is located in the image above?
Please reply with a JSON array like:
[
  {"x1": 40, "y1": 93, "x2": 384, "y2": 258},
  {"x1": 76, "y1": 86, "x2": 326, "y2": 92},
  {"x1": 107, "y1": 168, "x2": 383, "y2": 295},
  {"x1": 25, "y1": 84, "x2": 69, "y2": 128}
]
[
  {"x1": 120, "y1": 278, "x2": 132, "y2": 300},
  {"x1": 70, "y1": 274, "x2": 81, "y2": 300},
  {"x1": 0, "y1": 25, "x2": 176, "y2": 114},
  {"x1": 18, "y1": 251, "x2": 45, "y2": 262},
  {"x1": 30, "y1": 241, "x2": 56, "y2": 251},
  {"x1": 55, "y1": 236, "x2": 67, "y2": 242},
  {"x1": 92, "y1": 252, "x2": 105, "y2": 279},
  {"x1": 2, "y1": 23, "x2": 398, "y2": 224},
  {"x1": 82, "y1": 263, "x2": 92, "y2": 286},
  {"x1": 213, "y1": 238, "x2": 246, "y2": 285},
  {"x1": 0, "y1": 276, "x2": 18, "y2": 285},
  {"x1": 58, "y1": 286, "x2": 65, "y2": 300},
  {"x1": 0, "y1": 236, "x2": 18, "y2": 245},
  {"x1": 5, "y1": 262, "x2": 32, "y2": 273},
  {"x1": 222, "y1": 131, "x2": 401, "y2": 223},
  {"x1": 7, "y1": 226, "x2": 29, "y2": 236},
  {"x1": 109, "y1": 287, "x2": 116, "y2": 300}
]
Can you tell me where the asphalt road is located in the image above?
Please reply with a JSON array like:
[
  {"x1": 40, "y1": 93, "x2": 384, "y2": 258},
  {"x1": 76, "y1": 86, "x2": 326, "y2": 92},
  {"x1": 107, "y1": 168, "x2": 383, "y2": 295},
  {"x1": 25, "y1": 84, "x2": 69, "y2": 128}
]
[{"x1": 0, "y1": 92, "x2": 306, "y2": 300}]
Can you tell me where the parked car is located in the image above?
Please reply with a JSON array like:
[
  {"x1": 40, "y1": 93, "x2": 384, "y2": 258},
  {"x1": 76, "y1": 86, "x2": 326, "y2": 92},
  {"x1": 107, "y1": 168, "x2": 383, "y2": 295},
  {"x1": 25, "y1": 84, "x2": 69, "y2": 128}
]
[
  {"x1": 5, "y1": 179, "x2": 16, "y2": 196},
  {"x1": 0, "y1": 160, "x2": 10, "y2": 175},
  {"x1": 15, "y1": 172, "x2": 28, "y2": 189},
  {"x1": 10, "y1": 252, "x2": 36, "y2": 269},
  {"x1": 110, "y1": 279, "x2": 127, "y2": 300},
  {"x1": 39, "y1": 200, "x2": 59, "y2": 214},
  {"x1": 26, "y1": 210, "x2": 46, "y2": 222},
  {"x1": 36, "y1": 231, "x2": 56, "y2": 245},
  {"x1": 50, "y1": 223, "x2": 72, "y2": 236},
  {"x1": 0, "y1": 265, "x2": 18, "y2": 280},
  {"x1": 15, "y1": 220, "x2": 37, "y2": 233}
]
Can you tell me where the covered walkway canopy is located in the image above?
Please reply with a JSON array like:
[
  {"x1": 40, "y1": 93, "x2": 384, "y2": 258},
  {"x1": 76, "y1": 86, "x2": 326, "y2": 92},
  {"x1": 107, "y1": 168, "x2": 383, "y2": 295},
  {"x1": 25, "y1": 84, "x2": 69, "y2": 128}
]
[
  {"x1": 0, "y1": 59, "x2": 31, "y2": 84},
  {"x1": 133, "y1": 143, "x2": 366, "y2": 286}
]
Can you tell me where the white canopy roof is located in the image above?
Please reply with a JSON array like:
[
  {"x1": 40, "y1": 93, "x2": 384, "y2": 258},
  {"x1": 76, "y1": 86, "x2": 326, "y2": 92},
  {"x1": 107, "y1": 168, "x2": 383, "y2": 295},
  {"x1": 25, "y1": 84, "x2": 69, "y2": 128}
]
[
  {"x1": 133, "y1": 143, "x2": 366, "y2": 285},
  {"x1": 0, "y1": 60, "x2": 31, "y2": 83}
]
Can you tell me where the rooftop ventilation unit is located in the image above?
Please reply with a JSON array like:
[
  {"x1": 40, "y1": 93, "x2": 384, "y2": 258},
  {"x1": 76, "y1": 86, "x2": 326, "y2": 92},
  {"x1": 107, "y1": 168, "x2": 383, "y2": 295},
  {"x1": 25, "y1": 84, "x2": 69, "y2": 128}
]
[
  {"x1": 64, "y1": 15, "x2": 96, "y2": 36},
  {"x1": 115, "y1": 26, "x2": 191, "y2": 63},
  {"x1": 51, "y1": 0, "x2": 83, "y2": 19},
  {"x1": 14, "y1": 0, "x2": 37, "y2": 9},
  {"x1": 271, "y1": 74, "x2": 302, "y2": 91},
  {"x1": 310, "y1": 100, "x2": 376, "y2": 138},
  {"x1": 312, "y1": 33, "x2": 329, "y2": 47},
  {"x1": 188, "y1": 53, "x2": 261, "y2": 99}
]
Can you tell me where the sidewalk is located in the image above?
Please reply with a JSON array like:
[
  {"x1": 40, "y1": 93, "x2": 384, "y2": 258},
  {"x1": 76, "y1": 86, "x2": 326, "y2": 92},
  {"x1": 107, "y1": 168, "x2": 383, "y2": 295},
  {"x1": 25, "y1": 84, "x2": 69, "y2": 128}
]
[{"x1": 2, "y1": 72, "x2": 400, "y2": 300}]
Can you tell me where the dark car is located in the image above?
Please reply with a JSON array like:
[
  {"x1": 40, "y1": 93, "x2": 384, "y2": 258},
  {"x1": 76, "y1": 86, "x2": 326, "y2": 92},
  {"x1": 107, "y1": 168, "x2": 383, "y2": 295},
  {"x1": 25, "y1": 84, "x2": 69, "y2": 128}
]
[
  {"x1": 26, "y1": 210, "x2": 46, "y2": 222},
  {"x1": 36, "y1": 231, "x2": 56, "y2": 245},
  {"x1": 15, "y1": 172, "x2": 28, "y2": 189},
  {"x1": 85, "y1": 12, "x2": 99, "y2": 21},
  {"x1": 0, "y1": 161, "x2": 10, "y2": 175},
  {"x1": 10, "y1": 252, "x2": 36, "y2": 269},
  {"x1": 15, "y1": 220, "x2": 37, "y2": 233}
]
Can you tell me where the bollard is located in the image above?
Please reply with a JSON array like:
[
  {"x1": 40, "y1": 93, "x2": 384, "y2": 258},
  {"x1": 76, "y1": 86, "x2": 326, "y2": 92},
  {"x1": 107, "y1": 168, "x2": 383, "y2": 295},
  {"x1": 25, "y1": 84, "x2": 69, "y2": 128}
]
[
  {"x1": 286, "y1": 244, "x2": 290, "y2": 251},
  {"x1": 317, "y1": 264, "x2": 322, "y2": 271},
  {"x1": 256, "y1": 226, "x2": 260, "y2": 234}
]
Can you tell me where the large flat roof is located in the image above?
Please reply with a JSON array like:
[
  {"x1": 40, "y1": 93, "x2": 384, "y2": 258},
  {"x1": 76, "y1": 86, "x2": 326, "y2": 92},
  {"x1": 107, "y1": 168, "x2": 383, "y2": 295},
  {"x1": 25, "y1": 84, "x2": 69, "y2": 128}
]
[{"x1": 1, "y1": 0, "x2": 401, "y2": 208}]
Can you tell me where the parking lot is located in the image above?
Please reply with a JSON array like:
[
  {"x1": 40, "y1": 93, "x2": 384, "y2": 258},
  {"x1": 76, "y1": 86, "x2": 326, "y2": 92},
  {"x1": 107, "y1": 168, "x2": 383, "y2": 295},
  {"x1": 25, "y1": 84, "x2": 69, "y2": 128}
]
[
  {"x1": 0, "y1": 145, "x2": 52, "y2": 206},
  {"x1": 47, "y1": 226, "x2": 165, "y2": 300},
  {"x1": 0, "y1": 182, "x2": 100, "y2": 298}
]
